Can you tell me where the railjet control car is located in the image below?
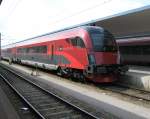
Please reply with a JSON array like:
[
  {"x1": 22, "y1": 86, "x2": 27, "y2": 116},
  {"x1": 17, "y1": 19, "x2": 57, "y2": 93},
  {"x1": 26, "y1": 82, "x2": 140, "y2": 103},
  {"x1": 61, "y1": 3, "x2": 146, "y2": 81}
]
[{"x1": 1, "y1": 26, "x2": 128, "y2": 83}]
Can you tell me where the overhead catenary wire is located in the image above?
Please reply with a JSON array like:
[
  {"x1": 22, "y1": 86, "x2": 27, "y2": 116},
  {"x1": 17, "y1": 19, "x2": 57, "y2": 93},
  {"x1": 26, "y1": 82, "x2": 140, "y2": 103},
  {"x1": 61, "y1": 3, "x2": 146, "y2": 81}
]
[
  {"x1": 1, "y1": 0, "x2": 112, "y2": 45},
  {"x1": 50, "y1": 0, "x2": 112, "y2": 24},
  {"x1": 0, "y1": 0, "x2": 22, "y2": 42}
]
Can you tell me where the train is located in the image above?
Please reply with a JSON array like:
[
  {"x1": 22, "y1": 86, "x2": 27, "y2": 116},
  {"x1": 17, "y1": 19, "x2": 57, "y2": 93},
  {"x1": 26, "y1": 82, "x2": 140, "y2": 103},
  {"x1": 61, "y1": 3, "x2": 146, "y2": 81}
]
[
  {"x1": 117, "y1": 36, "x2": 150, "y2": 65},
  {"x1": 1, "y1": 26, "x2": 128, "y2": 83}
]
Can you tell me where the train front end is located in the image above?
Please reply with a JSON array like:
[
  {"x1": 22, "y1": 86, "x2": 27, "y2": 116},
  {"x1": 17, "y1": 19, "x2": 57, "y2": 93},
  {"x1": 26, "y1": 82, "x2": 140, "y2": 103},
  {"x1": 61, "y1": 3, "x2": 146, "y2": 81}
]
[{"x1": 84, "y1": 27, "x2": 128, "y2": 83}]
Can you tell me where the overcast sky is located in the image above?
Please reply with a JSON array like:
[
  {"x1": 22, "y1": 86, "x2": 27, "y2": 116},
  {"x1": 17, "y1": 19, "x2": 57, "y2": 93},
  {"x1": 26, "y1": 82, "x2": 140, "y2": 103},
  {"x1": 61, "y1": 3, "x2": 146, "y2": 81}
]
[{"x1": 0, "y1": 0, "x2": 150, "y2": 46}]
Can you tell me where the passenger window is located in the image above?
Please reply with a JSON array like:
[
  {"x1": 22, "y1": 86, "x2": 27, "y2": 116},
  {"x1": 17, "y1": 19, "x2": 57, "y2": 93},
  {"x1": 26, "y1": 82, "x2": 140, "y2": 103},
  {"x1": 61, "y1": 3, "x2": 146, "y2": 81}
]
[
  {"x1": 66, "y1": 38, "x2": 71, "y2": 44},
  {"x1": 7, "y1": 49, "x2": 12, "y2": 53},
  {"x1": 71, "y1": 38, "x2": 77, "y2": 46},
  {"x1": 76, "y1": 37, "x2": 85, "y2": 48},
  {"x1": 38, "y1": 46, "x2": 47, "y2": 53},
  {"x1": 17, "y1": 48, "x2": 26, "y2": 53},
  {"x1": 17, "y1": 46, "x2": 47, "y2": 54},
  {"x1": 70, "y1": 37, "x2": 85, "y2": 48}
]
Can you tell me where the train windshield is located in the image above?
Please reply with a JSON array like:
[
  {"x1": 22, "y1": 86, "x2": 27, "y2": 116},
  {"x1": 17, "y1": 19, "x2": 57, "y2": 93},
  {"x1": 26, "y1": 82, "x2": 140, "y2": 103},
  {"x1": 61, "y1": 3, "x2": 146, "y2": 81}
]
[{"x1": 89, "y1": 29, "x2": 118, "y2": 52}]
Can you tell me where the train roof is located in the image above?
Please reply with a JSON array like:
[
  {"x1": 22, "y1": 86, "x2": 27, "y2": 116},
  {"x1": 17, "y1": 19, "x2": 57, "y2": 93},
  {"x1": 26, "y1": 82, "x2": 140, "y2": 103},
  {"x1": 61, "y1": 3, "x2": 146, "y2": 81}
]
[{"x1": 2, "y1": 26, "x2": 103, "y2": 49}]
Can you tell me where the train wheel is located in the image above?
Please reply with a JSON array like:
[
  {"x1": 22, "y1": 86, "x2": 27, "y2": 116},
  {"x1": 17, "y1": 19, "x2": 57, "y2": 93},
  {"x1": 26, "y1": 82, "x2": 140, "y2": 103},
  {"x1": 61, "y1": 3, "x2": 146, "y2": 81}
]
[
  {"x1": 80, "y1": 74, "x2": 86, "y2": 83},
  {"x1": 57, "y1": 67, "x2": 63, "y2": 76},
  {"x1": 9, "y1": 58, "x2": 12, "y2": 65},
  {"x1": 72, "y1": 71, "x2": 86, "y2": 83}
]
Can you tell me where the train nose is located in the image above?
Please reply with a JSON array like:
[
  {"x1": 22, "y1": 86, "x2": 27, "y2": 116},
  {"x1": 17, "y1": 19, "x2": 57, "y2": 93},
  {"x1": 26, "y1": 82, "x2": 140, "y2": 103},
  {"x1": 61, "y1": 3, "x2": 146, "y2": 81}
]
[{"x1": 94, "y1": 52, "x2": 118, "y2": 65}]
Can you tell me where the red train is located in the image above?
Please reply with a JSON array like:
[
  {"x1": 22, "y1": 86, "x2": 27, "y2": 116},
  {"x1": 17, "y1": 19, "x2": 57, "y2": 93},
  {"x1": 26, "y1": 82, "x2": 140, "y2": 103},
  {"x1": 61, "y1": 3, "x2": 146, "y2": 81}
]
[
  {"x1": 117, "y1": 36, "x2": 150, "y2": 65},
  {"x1": 1, "y1": 26, "x2": 128, "y2": 83}
]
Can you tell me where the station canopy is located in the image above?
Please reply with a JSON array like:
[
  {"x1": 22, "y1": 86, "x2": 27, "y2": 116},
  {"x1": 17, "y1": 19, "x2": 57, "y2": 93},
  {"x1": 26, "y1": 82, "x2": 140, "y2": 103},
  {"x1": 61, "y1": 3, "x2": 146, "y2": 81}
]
[{"x1": 90, "y1": 5, "x2": 150, "y2": 39}]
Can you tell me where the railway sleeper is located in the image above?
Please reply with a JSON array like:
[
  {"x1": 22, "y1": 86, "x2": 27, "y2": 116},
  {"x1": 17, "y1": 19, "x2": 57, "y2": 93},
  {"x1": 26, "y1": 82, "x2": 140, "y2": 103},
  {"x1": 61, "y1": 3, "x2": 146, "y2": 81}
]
[
  {"x1": 45, "y1": 110, "x2": 76, "y2": 118},
  {"x1": 40, "y1": 107, "x2": 73, "y2": 115},
  {"x1": 38, "y1": 105, "x2": 66, "y2": 111},
  {"x1": 26, "y1": 96, "x2": 51, "y2": 101},
  {"x1": 37, "y1": 102, "x2": 61, "y2": 107}
]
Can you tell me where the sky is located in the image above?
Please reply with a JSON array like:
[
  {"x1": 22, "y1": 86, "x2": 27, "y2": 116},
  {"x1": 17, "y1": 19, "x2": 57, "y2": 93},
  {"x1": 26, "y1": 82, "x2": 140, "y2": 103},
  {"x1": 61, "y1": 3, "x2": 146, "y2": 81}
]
[{"x1": 0, "y1": 0, "x2": 150, "y2": 46}]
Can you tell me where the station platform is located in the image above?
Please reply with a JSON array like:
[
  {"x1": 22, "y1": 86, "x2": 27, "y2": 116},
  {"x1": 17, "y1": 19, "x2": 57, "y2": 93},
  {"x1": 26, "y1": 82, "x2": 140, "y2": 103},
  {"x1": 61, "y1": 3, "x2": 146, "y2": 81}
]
[
  {"x1": 1, "y1": 61, "x2": 150, "y2": 119},
  {"x1": 118, "y1": 65, "x2": 150, "y2": 91},
  {"x1": 0, "y1": 85, "x2": 20, "y2": 119}
]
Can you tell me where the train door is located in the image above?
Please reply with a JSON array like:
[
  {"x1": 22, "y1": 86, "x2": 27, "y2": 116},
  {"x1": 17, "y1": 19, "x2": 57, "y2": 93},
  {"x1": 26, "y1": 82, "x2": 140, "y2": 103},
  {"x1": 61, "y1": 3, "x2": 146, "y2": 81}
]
[
  {"x1": 14, "y1": 47, "x2": 17, "y2": 61},
  {"x1": 55, "y1": 41, "x2": 63, "y2": 66},
  {"x1": 51, "y1": 41, "x2": 58, "y2": 65},
  {"x1": 57, "y1": 39, "x2": 67, "y2": 66},
  {"x1": 58, "y1": 45, "x2": 63, "y2": 65},
  {"x1": 51, "y1": 44, "x2": 54, "y2": 63}
]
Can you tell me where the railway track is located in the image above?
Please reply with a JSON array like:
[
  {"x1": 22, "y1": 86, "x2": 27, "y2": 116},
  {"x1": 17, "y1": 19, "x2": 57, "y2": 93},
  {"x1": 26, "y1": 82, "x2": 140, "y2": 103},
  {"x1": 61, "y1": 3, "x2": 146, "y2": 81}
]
[
  {"x1": 2, "y1": 62, "x2": 150, "y2": 103},
  {"x1": 0, "y1": 77, "x2": 40, "y2": 119},
  {"x1": 98, "y1": 83, "x2": 150, "y2": 102},
  {"x1": 0, "y1": 64, "x2": 99, "y2": 119},
  {"x1": 2, "y1": 61, "x2": 150, "y2": 103}
]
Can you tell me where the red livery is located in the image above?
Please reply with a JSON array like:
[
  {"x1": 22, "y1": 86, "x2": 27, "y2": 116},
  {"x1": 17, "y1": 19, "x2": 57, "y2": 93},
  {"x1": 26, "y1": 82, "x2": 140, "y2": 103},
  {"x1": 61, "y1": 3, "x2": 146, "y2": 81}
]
[{"x1": 2, "y1": 26, "x2": 128, "y2": 83}]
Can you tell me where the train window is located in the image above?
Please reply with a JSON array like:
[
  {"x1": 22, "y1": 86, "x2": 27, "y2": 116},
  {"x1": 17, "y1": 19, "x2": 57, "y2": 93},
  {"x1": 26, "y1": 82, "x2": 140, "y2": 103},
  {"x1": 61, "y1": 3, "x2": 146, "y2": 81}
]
[
  {"x1": 17, "y1": 48, "x2": 20, "y2": 53},
  {"x1": 90, "y1": 31, "x2": 103, "y2": 48},
  {"x1": 27, "y1": 46, "x2": 47, "y2": 53},
  {"x1": 17, "y1": 48, "x2": 26, "y2": 53},
  {"x1": 70, "y1": 37, "x2": 77, "y2": 46},
  {"x1": 66, "y1": 38, "x2": 71, "y2": 44},
  {"x1": 36, "y1": 46, "x2": 47, "y2": 53},
  {"x1": 16, "y1": 46, "x2": 47, "y2": 54},
  {"x1": 23, "y1": 48, "x2": 26, "y2": 53},
  {"x1": 142, "y1": 45, "x2": 150, "y2": 54},
  {"x1": 28, "y1": 47, "x2": 36, "y2": 53},
  {"x1": 26, "y1": 48, "x2": 29, "y2": 53},
  {"x1": 40, "y1": 46, "x2": 47, "y2": 53},
  {"x1": 2, "y1": 50, "x2": 7, "y2": 53},
  {"x1": 76, "y1": 37, "x2": 85, "y2": 48},
  {"x1": 7, "y1": 49, "x2": 12, "y2": 53},
  {"x1": 88, "y1": 29, "x2": 117, "y2": 52},
  {"x1": 104, "y1": 30, "x2": 116, "y2": 46},
  {"x1": 70, "y1": 37, "x2": 85, "y2": 48}
]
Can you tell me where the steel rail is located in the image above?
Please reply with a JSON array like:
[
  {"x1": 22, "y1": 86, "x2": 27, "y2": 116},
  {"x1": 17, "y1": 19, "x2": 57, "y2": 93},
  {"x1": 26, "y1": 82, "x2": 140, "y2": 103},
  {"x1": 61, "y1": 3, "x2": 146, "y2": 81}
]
[
  {"x1": 114, "y1": 82, "x2": 150, "y2": 94},
  {"x1": 0, "y1": 73, "x2": 46, "y2": 119},
  {"x1": 0, "y1": 63, "x2": 99, "y2": 119},
  {"x1": 98, "y1": 83, "x2": 150, "y2": 102}
]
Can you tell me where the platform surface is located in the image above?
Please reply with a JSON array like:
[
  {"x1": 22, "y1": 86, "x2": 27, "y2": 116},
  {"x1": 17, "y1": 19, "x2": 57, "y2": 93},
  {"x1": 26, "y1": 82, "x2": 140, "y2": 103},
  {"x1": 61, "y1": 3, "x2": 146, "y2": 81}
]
[{"x1": 118, "y1": 65, "x2": 150, "y2": 91}]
